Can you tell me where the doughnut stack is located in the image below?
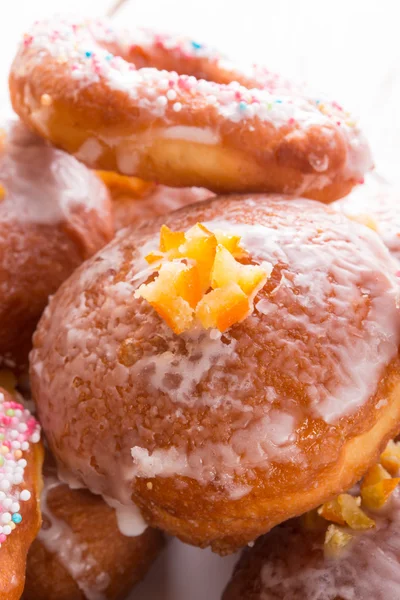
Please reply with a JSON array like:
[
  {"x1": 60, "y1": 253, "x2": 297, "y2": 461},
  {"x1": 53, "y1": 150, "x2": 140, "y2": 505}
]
[{"x1": 1, "y1": 15, "x2": 399, "y2": 600}]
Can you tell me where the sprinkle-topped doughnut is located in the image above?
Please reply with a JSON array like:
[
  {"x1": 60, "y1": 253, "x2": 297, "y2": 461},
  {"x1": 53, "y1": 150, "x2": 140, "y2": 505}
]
[
  {"x1": 10, "y1": 18, "x2": 372, "y2": 202},
  {"x1": 0, "y1": 387, "x2": 42, "y2": 600},
  {"x1": 30, "y1": 194, "x2": 400, "y2": 552}
]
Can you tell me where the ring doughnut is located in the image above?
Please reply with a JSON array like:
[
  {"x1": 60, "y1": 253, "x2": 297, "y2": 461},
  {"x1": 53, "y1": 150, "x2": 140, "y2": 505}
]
[
  {"x1": 0, "y1": 387, "x2": 42, "y2": 600},
  {"x1": 334, "y1": 175, "x2": 400, "y2": 263},
  {"x1": 0, "y1": 120, "x2": 113, "y2": 369},
  {"x1": 23, "y1": 454, "x2": 164, "y2": 600},
  {"x1": 10, "y1": 18, "x2": 372, "y2": 202},
  {"x1": 30, "y1": 194, "x2": 400, "y2": 553},
  {"x1": 98, "y1": 170, "x2": 213, "y2": 230},
  {"x1": 223, "y1": 440, "x2": 400, "y2": 599}
]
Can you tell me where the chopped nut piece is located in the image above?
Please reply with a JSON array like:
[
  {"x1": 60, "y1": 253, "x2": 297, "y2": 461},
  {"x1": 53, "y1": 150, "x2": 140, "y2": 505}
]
[
  {"x1": 337, "y1": 494, "x2": 375, "y2": 530},
  {"x1": 0, "y1": 184, "x2": 6, "y2": 201},
  {"x1": 324, "y1": 524, "x2": 353, "y2": 558},
  {"x1": 318, "y1": 497, "x2": 346, "y2": 525},
  {"x1": 211, "y1": 245, "x2": 269, "y2": 297},
  {"x1": 381, "y1": 440, "x2": 400, "y2": 476},
  {"x1": 196, "y1": 283, "x2": 251, "y2": 332}
]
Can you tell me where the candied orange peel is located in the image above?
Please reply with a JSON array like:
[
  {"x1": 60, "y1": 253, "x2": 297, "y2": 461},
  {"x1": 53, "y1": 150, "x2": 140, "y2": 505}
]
[
  {"x1": 136, "y1": 223, "x2": 271, "y2": 334},
  {"x1": 315, "y1": 439, "x2": 400, "y2": 556},
  {"x1": 97, "y1": 171, "x2": 155, "y2": 200}
]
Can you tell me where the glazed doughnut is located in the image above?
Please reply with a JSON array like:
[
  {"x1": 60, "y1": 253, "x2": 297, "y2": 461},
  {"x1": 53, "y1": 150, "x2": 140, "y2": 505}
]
[
  {"x1": 0, "y1": 387, "x2": 43, "y2": 600},
  {"x1": 23, "y1": 455, "x2": 164, "y2": 600},
  {"x1": 223, "y1": 442, "x2": 400, "y2": 600},
  {"x1": 10, "y1": 18, "x2": 372, "y2": 202},
  {"x1": 334, "y1": 175, "x2": 400, "y2": 263},
  {"x1": 30, "y1": 194, "x2": 400, "y2": 553},
  {"x1": 0, "y1": 120, "x2": 113, "y2": 369},
  {"x1": 98, "y1": 170, "x2": 213, "y2": 230}
]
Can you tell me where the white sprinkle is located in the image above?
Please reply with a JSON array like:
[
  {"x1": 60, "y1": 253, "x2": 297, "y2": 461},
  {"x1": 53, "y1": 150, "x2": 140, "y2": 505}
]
[
  {"x1": 20, "y1": 490, "x2": 31, "y2": 501},
  {"x1": 11, "y1": 503, "x2": 20, "y2": 513},
  {"x1": 2, "y1": 499, "x2": 12, "y2": 510},
  {"x1": 18, "y1": 423, "x2": 28, "y2": 433},
  {"x1": 0, "y1": 480, "x2": 10, "y2": 491},
  {"x1": 156, "y1": 95, "x2": 168, "y2": 107},
  {"x1": 1, "y1": 512, "x2": 11, "y2": 524},
  {"x1": 21, "y1": 442, "x2": 29, "y2": 451},
  {"x1": 173, "y1": 102, "x2": 182, "y2": 112},
  {"x1": 3, "y1": 526, "x2": 11, "y2": 535},
  {"x1": 166, "y1": 89, "x2": 177, "y2": 101}
]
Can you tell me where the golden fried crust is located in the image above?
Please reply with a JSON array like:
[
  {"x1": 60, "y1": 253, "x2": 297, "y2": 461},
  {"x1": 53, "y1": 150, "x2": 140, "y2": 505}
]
[
  {"x1": 30, "y1": 195, "x2": 400, "y2": 553},
  {"x1": 10, "y1": 19, "x2": 372, "y2": 202},
  {"x1": 23, "y1": 475, "x2": 164, "y2": 600},
  {"x1": 1, "y1": 442, "x2": 44, "y2": 600},
  {"x1": 0, "y1": 121, "x2": 113, "y2": 369}
]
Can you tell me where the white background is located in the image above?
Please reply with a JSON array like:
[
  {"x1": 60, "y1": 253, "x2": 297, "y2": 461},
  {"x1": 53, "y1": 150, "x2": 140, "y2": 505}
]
[{"x1": 2, "y1": 1, "x2": 398, "y2": 598}]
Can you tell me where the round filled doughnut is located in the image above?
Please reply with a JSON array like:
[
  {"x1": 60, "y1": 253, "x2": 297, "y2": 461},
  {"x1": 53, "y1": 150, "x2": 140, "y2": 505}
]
[
  {"x1": 0, "y1": 120, "x2": 113, "y2": 369},
  {"x1": 30, "y1": 194, "x2": 400, "y2": 553},
  {"x1": 10, "y1": 18, "x2": 372, "y2": 202},
  {"x1": 98, "y1": 170, "x2": 213, "y2": 230},
  {"x1": 334, "y1": 175, "x2": 400, "y2": 263},
  {"x1": 223, "y1": 440, "x2": 400, "y2": 600},
  {"x1": 0, "y1": 386, "x2": 43, "y2": 600},
  {"x1": 23, "y1": 454, "x2": 164, "y2": 600}
]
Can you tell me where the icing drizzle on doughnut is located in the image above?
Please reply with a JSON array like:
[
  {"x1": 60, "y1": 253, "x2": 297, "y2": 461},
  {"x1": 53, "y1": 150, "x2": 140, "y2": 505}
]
[
  {"x1": 0, "y1": 390, "x2": 40, "y2": 548},
  {"x1": 13, "y1": 18, "x2": 372, "y2": 181}
]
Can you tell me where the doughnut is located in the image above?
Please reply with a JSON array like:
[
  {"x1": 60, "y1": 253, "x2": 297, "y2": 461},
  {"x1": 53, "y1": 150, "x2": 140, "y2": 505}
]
[
  {"x1": 97, "y1": 170, "x2": 213, "y2": 230},
  {"x1": 0, "y1": 387, "x2": 43, "y2": 600},
  {"x1": 10, "y1": 18, "x2": 373, "y2": 202},
  {"x1": 23, "y1": 454, "x2": 164, "y2": 600},
  {"x1": 0, "y1": 120, "x2": 113, "y2": 369},
  {"x1": 334, "y1": 175, "x2": 400, "y2": 263},
  {"x1": 29, "y1": 194, "x2": 400, "y2": 553},
  {"x1": 223, "y1": 440, "x2": 400, "y2": 600}
]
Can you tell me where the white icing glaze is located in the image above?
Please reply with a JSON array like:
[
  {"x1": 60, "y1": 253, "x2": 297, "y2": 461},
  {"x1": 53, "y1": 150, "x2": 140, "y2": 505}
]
[
  {"x1": 334, "y1": 174, "x2": 400, "y2": 264},
  {"x1": 103, "y1": 495, "x2": 147, "y2": 536},
  {"x1": 0, "y1": 120, "x2": 109, "y2": 225},
  {"x1": 255, "y1": 488, "x2": 400, "y2": 600},
  {"x1": 12, "y1": 19, "x2": 372, "y2": 180},
  {"x1": 38, "y1": 476, "x2": 109, "y2": 600},
  {"x1": 162, "y1": 126, "x2": 220, "y2": 145},
  {"x1": 31, "y1": 196, "x2": 400, "y2": 499}
]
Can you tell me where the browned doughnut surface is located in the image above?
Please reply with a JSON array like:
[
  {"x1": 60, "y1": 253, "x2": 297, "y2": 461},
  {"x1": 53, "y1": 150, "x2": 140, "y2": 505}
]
[
  {"x1": 23, "y1": 458, "x2": 164, "y2": 600},
  {"x1": 0, "y1": 120, "x2": 113, "y2": 369},
  {"x1": 10, "y1": 19, "x2": 372, "y2": 202},
  {"x1": 222, "y1": 489, "x2": 400, "y2": 600},
  {"x1": 30, "y1": 194, "x2": 400, "y2": 553}
]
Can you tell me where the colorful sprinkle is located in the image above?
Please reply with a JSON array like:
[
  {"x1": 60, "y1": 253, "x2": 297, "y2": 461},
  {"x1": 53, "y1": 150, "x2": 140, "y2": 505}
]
[{"x1": 0, "y1": 391, "x2": 40, "y2": 548}]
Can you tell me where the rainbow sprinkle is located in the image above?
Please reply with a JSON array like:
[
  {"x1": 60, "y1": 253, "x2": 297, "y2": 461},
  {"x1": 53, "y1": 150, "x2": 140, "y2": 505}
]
[{"x1": 0, "y1": 391, "x2": 40, "y2": 548}]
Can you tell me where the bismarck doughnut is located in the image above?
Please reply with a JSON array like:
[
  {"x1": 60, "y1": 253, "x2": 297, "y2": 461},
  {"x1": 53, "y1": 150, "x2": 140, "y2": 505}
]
[
  {"x1": 0, "y1": 120, "x2": 113, "y2": 369},
  {"x1": 30, "y1": 194, "x2": 400, "y2": 553}
]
